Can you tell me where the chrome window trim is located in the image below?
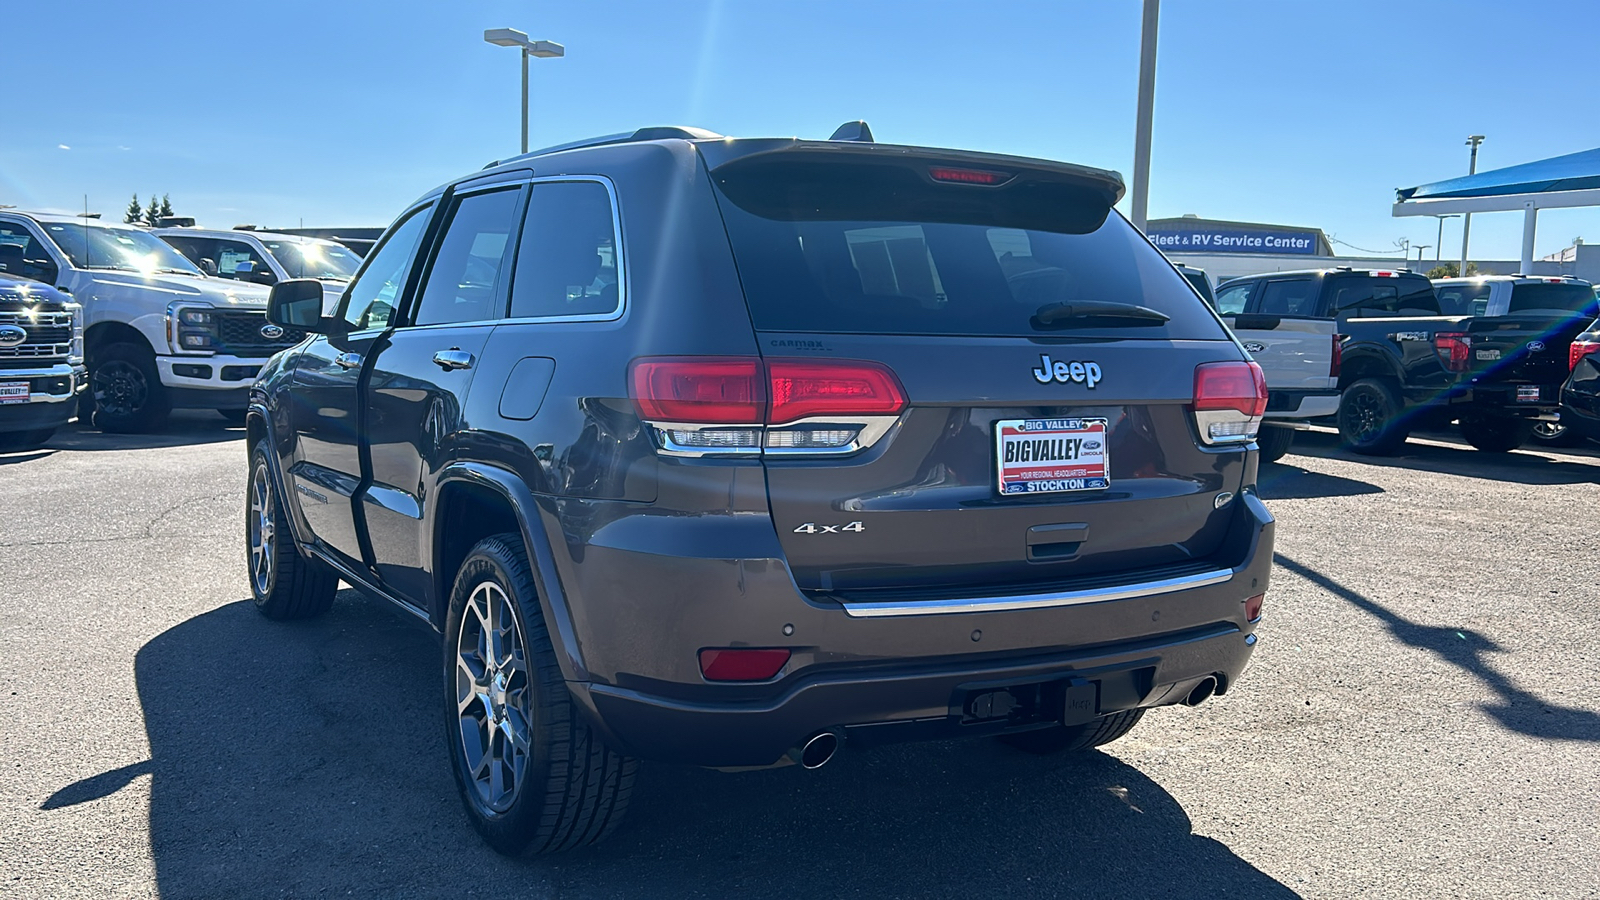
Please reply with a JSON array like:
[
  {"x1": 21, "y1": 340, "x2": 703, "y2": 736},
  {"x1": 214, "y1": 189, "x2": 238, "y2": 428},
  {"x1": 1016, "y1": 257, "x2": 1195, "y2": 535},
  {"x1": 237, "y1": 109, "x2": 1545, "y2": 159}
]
[
  {"x1": 502, "y1": 174, "x2": 628, "y2": 325},
  {"x1": 839, "y1": 568, "x2": 1235, "y2": 618}
]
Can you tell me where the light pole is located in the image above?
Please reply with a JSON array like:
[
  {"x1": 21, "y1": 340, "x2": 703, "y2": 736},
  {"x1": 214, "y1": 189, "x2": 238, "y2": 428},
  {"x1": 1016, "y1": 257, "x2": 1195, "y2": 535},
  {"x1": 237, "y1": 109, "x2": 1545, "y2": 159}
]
[
  {"x1": 1414, "y1": 244, "x2": 1430, "y2": 264},
  {"x1": 1460, "y1": 135, "x2": 1485, "y2": 273},
  {"x1": 484, "y1": 27, "x2": 565, "y2": 155},
  {"x1": 1129, "y1": 0, "x2": 1159, "y2": 232},
  {"x1": 1430, "y1": 214, "x2": 1459, "y2": 260}
]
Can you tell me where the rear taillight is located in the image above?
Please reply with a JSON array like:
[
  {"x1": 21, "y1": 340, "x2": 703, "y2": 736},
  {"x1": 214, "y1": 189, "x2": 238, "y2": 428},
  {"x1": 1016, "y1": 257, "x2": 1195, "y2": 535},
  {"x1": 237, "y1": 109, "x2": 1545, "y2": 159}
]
[
  {"x1": 630, "y1": 356, "x2": 907, "y2": 457},
  {"x1": 1330, "y1": 334, "x2": 1344, "y2": 379},
  {"x1": 1434, "y1": 332, "x2": 1472, "y2": 373},
  {"x1": 1570, "y1": 338, "x2": 1600, "y2": 371},
  {"x1": 1193, "y1": 361, "x2": 1266, "y2": 445},
  {"x1": 699, "y1": 648, "x2": 791, "y2": 682}
]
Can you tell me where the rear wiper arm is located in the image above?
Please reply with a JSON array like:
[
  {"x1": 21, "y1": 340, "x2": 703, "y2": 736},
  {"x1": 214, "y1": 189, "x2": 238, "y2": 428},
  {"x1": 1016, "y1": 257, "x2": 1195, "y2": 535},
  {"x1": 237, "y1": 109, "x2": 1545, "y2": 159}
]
[{"x1": 1031, "y1": 300, "x2": 1170, "y2": 329}]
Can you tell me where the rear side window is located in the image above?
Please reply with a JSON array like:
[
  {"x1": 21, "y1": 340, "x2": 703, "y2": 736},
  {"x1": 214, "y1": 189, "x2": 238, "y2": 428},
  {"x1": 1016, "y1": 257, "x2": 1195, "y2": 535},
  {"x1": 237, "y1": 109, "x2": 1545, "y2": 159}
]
[
  {"x1": 509, "y1": 180, "x2": 621, "y2": 320},
  {"x1": 711, "y1": 166, "x2": 1223, "y2": 340},
  {"x1": 1214, "y1": 282, "x2": 1253, "y2": 315},
  {"x1": 1505, "y1": 282, "x2": 1597, "y2": 316},
  {"x1": 1329, "y1": 275, "x2": 1439, "y2": 317},
  {"x1": 1256, "y1": 279, "x2": 1318, "y2": 316},
  {"x1": 413, "y1": 187, "x2": 522, "y2": 326}
]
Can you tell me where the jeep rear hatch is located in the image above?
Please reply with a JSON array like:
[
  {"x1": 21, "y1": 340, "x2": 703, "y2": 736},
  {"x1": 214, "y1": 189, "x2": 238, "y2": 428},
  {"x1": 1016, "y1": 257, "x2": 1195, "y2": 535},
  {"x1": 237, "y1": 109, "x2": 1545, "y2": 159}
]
[{"x1": 702, "y1": 144, "x2": 1252, "y2": 599}]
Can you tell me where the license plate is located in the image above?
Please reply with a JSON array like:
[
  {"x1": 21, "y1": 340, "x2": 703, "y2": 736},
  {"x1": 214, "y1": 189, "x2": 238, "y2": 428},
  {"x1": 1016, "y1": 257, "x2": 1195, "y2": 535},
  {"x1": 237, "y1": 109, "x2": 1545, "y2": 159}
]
[
  {"x1": 1517, "y1": 385, "x2": 1541, "y2": 403},
  {"x1": 995, "y1": 418, "x2": 1109, "y2": 495},
  {"x1": 0, "y1": 382, "x2": 27, "y2": 405}
]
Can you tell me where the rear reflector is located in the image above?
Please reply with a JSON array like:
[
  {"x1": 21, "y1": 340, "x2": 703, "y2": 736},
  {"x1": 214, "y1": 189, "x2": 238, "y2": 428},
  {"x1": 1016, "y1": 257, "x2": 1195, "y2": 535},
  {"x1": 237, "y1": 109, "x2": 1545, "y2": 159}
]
[
  {"x1": 698, "y1": 648, "x2": 791, "y2": 682},
  {"x1": 1570, "y1": 338, "x2": 1600, "y2": 371},
  {"x1": 1433, "y1": 332, "x2": 1472, "y2": 373},
  {"x1": 768, "y1": 359, "x2": 906, "y2": 424},
  {"x1": 1244, "y1": 593, "x2": 1264, "y2": 622},
  {"x1": 928, "y1": 166, "x2": 1012, "y2": 185}
]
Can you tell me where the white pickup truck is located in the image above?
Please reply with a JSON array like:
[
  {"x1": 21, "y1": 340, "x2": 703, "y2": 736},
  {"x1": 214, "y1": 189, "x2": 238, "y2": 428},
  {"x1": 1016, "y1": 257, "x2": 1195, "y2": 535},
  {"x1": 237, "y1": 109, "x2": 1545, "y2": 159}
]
[
  {"x1": 0, "y1": 212, "x2": 304, "y2": 432},
  {"x1": 1211, "y1": 275, "x2": 1342, "y2": 462}
]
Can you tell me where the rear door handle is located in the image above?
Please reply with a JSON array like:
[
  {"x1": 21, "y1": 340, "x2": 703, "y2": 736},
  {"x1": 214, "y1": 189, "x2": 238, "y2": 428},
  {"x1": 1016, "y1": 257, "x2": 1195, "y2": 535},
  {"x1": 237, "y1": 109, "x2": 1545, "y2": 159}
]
[
  {"x1": 433, "y1": 349, "x2": 474, "y2": 371},
  {"x1": 334, "y1": 351, "x2": 362, "y2": 370}
]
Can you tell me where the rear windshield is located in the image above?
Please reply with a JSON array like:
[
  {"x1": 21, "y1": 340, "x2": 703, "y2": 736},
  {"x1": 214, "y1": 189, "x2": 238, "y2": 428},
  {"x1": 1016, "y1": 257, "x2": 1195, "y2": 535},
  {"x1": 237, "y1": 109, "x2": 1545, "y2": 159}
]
[
  {"x1": 1505, "y1": 282, "x2": 1597, "y2": 315},
  {"x1": 1328, "y1": 274, "x2": 1439, "y2": 317},
  {"x1": 711, "y1": 165, "x2": 1225, "y2": 340}
]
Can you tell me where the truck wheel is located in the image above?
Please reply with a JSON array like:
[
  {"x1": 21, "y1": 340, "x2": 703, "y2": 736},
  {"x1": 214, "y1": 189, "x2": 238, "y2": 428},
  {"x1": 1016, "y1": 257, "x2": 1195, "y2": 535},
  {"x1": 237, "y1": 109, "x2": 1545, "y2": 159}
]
[
  {"x1": 247, "y1": 442, "x2": 337, "y2": 619},
  {"x1": 91, "y1": 342, "x2": 170, "y2": 433},
  {"x1": 444, "y1": 534, "x2": 637, "y2": 856},
  {"x1": 1337, "y1": 378, "x2": 1408, "y2": 455},
  {"x1": 1529, "y1": 420, "x2": 1580, "y2": 447},
  {"x1": 1459, "y1": 415, "x2": 1532, "y2": 453},
  {"x1": 1000, "y1": 709, "x2": 1146, "y2": 754},
  {"x1": 1256, "y1": 425, "x2": 1296, "y2": 463}
]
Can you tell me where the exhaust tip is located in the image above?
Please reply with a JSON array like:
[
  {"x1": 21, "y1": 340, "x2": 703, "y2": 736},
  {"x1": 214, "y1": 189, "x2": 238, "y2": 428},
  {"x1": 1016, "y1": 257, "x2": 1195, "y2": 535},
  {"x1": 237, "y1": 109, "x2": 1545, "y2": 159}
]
[
  {"x1": 796, "y1": 731, "x2": 840, "y2": 769},
  {"x1": 1184, "y1": 676, "x2": 1219, "y2": 707}
]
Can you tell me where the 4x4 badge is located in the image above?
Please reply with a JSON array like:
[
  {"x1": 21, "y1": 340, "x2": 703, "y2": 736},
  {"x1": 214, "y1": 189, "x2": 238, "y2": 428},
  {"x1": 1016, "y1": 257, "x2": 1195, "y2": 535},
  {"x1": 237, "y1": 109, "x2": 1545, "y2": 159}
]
[{"x1": 1031, "y1": 354, "x2": 1102, "y2": 388}]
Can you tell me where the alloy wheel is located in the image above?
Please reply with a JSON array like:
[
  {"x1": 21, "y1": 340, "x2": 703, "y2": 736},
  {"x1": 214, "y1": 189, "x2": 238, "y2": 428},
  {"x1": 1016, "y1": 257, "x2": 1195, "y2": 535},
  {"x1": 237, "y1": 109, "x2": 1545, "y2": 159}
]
[
  {"x1": 1344, "y1": 389, "x2": 1386, "y2": 443},
  {"x1": 248, "y1": 464, "x2": 275, "y2": 595},
  {"x1": 455, "y1": 581, "x2": 533, "y2": 814},
  {"x1": 1532, "y1": 421, "x2": 1568, "y2": 441},
  {"x1": 93, "y1": 360, "x2": 147, "y2": 417}
]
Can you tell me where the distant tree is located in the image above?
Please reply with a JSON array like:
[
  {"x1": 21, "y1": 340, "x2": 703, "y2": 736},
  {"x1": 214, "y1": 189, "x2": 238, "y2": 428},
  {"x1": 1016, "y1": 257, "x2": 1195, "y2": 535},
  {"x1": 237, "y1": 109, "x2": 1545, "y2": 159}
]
[
  {"x1": 142, "y1": 195, "x2": 160, "y2": 228},
  {"x1": 158, "y1": 194, "x2": 174, "y2": 219},
  {"x1": 124, "y1": 193, "x2": 142, "y2": 225},
  {"x1": 1426, "y1": 261, "x2": 1482, "y2": 278}
]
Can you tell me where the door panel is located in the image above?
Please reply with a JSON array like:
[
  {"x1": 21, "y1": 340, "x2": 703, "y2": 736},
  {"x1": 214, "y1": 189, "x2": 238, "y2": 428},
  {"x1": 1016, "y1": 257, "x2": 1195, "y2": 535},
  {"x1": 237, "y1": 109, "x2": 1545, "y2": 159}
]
[{"x1": 287, "y1": 334, "x2": 377, "y2": 564}]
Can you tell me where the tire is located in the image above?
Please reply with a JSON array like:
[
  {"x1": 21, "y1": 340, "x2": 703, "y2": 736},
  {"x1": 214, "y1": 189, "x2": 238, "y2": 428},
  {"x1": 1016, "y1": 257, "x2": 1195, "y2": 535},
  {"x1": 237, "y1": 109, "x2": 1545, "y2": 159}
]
[
  {"x1": 1337, "y1": 377, "x2": 1409, "y2": 455},
  {"x1": 90, "y1": 342, "x2": 170, "y2": 433},
  {"x1": 218, "y1": 408, "x2": 249, "y2": 425},
  {"x1": 1529, "y1": 419, "x2": 1581, "y2": 447},
  {"x1": 1000, "y1": 708, "x2": 1146, "y2": 754},
  {"x1": 1256, "y1": 425, "x2": 1296, "y2": 463},
  {"x1": 1459, "y1": 415, "x2": 1532, "y2": 453},
  {"x1": 0, "y1": 428, "x2": 56, "y2": 451},
  {"x1": 444, "y1": 534, "x2": 637, "y2": 855},
  {"x1": 247, "y1": 442, "x2": 337, "y2": 619}
]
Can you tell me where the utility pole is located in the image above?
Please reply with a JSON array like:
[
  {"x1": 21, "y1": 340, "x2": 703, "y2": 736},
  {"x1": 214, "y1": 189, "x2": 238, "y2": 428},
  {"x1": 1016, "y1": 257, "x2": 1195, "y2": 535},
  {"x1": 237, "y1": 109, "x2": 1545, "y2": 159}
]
[
  {"x1": 1461, "y1": 135, "x2": 1485, "y2": 273},
  {"x1": 1129, "y1": 0, "x2": 1159, "y2": 232}
]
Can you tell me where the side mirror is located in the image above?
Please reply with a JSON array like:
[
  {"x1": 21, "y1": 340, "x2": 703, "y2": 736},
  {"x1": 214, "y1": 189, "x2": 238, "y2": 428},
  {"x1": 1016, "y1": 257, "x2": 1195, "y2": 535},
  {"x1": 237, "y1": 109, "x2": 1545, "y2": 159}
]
[{"x1": 268, "y1": 279, "x2": 338, "y2": 333}]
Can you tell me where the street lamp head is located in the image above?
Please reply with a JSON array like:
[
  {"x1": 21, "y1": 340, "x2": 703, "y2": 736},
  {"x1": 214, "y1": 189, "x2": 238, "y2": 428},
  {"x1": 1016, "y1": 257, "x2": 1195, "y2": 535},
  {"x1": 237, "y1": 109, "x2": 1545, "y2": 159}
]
[
  {"x1": 525, "y1": 40, "x2": 564, "y2": 59},
  {"x1": 1466, "y1": 134, "x2": 1486, "y2": 145},
  {"x1": 484, "y1": 27, "x2": 529, "y2": 47}
]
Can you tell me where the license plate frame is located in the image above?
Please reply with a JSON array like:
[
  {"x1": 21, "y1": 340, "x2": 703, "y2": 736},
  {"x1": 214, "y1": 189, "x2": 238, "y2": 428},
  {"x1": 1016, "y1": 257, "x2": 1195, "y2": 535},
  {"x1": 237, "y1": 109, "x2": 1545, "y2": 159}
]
[
  {"x1": 0, "y1": 381, "x2": 28, "y2": 405},
  {"x1": 994, "y1": 417, "x2": 1109, "y2": 496},
  {"x1": 1517, "y1": 385, "x2": 1541, "y2": 403}
]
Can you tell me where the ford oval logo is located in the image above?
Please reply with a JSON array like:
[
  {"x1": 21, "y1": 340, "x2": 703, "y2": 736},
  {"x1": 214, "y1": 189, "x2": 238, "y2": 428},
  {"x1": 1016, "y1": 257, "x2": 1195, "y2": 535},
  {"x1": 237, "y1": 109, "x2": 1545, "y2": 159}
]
[
  {"x1": 1242, "y1": 341, "x2": 1266, "y2": 353},
  {"x1": 259, "y1": 323, "x2": 285, "y2": 340},
  {"x1": 1526, "y1": 340, "x2": 1545, "y2": 353},
  {"x1": 0, "y1": 324, "x2": 26, "y2": 349}
]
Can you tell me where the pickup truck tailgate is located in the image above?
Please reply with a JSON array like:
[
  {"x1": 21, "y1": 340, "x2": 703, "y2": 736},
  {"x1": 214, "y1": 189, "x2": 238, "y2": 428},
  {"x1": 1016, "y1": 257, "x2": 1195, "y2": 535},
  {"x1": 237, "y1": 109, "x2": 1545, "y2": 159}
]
[
  {"x1": 1464, "y1": 314, "x2": 1594, "y2": 385},
  {"x1": 1226, "y1": 314, "x2": 1336, "y2": 391}
]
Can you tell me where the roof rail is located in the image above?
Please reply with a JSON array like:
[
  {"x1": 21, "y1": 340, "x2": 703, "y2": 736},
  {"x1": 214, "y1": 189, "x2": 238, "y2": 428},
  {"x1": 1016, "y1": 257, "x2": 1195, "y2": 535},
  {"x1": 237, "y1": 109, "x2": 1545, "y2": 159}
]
[{"x1": 485, "y1": 125, "x2": 724, "y2": 169}]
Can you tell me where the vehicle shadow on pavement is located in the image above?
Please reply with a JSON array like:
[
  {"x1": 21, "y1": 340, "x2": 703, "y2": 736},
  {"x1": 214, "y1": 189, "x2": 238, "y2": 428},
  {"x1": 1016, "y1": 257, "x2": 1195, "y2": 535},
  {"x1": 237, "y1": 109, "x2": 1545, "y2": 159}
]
[
  {"x1": 111, "y1": 592, "x2": 1300, "y2": 900},
  {"x1": 1289, "y1": 430, "x2": 1600, "y2": 486},
  {"x1": 43, "y1": 412, "x2": 245, "y2": 453},
  {"x1": 1257, "y1": 461, "x2": 1384, "y2": 500},
  {"x1": 1275, "y1": 553, "x2": 1600, "y2": 743}
]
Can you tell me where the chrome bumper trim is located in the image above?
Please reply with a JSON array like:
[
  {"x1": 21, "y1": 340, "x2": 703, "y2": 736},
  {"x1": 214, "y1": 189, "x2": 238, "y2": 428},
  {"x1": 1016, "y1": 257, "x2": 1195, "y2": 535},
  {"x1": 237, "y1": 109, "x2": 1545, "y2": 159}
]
[{"x1": 839, "y1": 567, "x2": 1235, "y2": 618}]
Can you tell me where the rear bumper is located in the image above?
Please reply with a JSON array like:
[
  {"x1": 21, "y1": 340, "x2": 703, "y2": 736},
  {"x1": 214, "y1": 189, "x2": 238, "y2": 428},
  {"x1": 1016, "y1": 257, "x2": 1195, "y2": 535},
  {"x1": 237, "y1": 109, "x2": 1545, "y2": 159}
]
[
  {"x1": 1439, "y1": 383, "x2": 1561, "y2": 417},
  {"x1": 1264, "y1": 389, "x2": 1340, "y2": 422},
  {"x1": 557, "y1": 492, "x2": 1275, "y2": 768}
]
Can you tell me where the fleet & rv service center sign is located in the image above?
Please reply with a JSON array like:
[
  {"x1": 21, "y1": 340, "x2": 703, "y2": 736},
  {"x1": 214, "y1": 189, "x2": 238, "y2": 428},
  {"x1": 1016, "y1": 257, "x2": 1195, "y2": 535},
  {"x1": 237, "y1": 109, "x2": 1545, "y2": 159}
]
[{"x1": 1146, "y1": 227, "x2": 1319, "y2": 255}]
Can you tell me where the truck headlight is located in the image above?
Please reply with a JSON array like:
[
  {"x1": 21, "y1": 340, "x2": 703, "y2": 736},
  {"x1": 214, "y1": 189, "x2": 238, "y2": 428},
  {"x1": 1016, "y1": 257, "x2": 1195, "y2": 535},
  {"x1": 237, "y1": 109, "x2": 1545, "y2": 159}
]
[{"x1": 169, "y1": 303, "x2": 220, "y2": 354}]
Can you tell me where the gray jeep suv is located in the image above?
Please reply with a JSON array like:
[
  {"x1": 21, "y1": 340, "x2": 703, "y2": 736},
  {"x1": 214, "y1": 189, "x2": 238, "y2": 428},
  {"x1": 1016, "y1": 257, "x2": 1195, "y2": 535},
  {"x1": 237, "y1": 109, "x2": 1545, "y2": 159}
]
[{"x1": 245, "y1": 124, "x2": 1275, "y2": 855}]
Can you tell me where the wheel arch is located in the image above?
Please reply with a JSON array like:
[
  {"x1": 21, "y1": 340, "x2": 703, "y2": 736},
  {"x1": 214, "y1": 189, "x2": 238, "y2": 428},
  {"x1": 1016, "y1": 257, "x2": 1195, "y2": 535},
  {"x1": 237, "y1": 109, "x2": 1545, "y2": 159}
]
[
  {"x1": 84, "y1": 320, "x2": 153, "y2": 360},
  {"x1": 433, "y1": 463, "x2": 590, "y2": 683},
  {"x1": 244, "y1": 402, "x2": 314, "y2": 550},
  {"x1": 1337, "y1": 348, "x2": 1403, "y2": 390}
]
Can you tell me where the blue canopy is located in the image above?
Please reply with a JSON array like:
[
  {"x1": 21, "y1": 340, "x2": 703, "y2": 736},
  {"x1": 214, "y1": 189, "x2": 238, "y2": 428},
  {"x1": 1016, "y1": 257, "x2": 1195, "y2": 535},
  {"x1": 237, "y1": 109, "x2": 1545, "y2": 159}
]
[{"x1": 1398, "y1": 147, "x2": 1600, "y2": 201}]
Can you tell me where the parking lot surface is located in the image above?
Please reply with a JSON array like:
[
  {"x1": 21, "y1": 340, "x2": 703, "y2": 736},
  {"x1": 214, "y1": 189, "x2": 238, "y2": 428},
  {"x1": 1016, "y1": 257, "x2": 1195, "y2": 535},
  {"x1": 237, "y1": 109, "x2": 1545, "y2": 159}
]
[{"x1": 2, "y1": 414, "x2": 1597, "y2": 899}]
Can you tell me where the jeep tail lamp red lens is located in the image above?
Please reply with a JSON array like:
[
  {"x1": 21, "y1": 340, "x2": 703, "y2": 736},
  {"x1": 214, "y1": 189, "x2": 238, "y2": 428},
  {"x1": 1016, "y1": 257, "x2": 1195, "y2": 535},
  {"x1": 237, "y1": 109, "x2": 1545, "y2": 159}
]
[
  {"x1": 767, "y1": 359, "x2": 906, "y2": 424},
  {"x1": 698, "y1": 648, "x2": 791, "y2": 682},
  {"x1": 1570, "y1": 337, "x2": 1600, "y2": 371},
  {"x1": 1433, "y1": 332, "x2": 1472, "y2": 373},
  {"x1": 1192, "y1": 361, "x2": 1266, "y2": 445},
  {"x1": 629, "y1": 357, "x2": 765, "y2": 423}
]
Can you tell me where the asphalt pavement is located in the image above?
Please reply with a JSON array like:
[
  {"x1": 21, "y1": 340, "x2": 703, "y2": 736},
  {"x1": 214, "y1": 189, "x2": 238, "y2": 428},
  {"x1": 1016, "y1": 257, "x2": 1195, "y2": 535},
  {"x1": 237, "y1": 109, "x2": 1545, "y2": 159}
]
[{"x1": 2, "y1": 414, "x2": 1597, "y2": 899}]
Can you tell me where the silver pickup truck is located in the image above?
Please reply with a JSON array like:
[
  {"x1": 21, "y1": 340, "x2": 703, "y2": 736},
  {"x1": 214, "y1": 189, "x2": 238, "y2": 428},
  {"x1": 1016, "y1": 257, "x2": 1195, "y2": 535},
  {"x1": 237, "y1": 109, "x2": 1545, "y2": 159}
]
[{"x1": 1210, "y1": 275, "x2": 1341, "y2": 462}]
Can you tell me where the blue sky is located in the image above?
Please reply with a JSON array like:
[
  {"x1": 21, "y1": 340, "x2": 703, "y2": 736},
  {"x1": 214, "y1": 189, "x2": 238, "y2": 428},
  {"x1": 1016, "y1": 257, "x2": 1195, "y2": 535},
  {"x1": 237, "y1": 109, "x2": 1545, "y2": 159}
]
[{"x1": 4, "y1": 0, "x2": 1596, "y2": 262}]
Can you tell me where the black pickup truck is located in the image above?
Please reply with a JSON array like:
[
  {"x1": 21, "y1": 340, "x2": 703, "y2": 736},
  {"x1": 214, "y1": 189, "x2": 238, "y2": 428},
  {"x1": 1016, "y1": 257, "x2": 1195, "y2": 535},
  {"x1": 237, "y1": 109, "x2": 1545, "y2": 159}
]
[{"x1": 1214, "y1": 268, "x2": 1595, "y2": 454}]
